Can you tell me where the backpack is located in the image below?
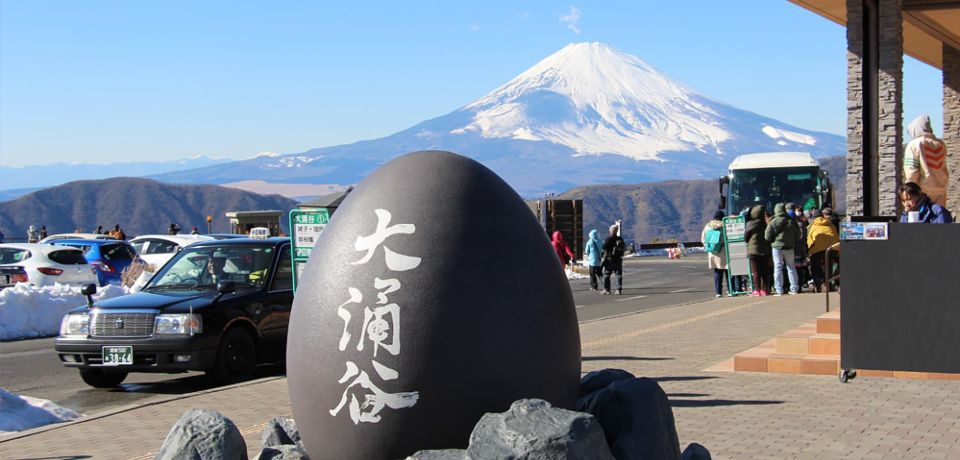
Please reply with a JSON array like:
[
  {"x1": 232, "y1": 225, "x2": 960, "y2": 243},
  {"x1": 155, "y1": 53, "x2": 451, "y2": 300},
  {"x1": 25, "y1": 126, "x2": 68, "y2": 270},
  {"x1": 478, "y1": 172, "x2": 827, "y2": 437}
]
[
  {"x1": 704, "y1": 227, "x2": 724, "y2": 254},
  {"x1": 613, "y1": 238, "x2": 625, "y2": 258}
]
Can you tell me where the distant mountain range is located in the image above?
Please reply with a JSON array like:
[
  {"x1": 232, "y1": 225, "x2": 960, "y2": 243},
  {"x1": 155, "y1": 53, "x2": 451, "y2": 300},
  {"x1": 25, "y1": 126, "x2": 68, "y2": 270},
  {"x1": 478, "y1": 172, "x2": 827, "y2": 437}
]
[
  {"x1": 0, "y1": 177, "x2": 298, "y2": 239},
  {"x1": 147, "y1": 42, "x2": 845, "y2": 197},
  {"x1": 0, "y1": 156, "x2": 231, "y2": 193}
]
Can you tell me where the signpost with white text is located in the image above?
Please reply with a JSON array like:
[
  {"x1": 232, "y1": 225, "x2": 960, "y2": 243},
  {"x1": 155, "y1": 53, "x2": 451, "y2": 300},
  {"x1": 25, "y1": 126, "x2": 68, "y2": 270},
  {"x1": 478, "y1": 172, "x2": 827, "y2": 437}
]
[{"x1": 289, "y1": 209, "x2": 330, "y2": 291}]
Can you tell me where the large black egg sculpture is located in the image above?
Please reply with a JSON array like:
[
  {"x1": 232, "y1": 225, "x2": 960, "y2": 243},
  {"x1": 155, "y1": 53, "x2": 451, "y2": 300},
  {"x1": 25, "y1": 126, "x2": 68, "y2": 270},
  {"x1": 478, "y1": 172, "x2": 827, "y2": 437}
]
[{"x1": 287, "y1": 151, "x2": 581, "y2": 459}]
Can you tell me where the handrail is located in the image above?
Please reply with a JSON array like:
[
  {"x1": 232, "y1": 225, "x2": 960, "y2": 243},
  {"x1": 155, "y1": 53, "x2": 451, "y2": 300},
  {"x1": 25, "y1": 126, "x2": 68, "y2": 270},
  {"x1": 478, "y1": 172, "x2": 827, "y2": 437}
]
[{"x1": 825, "y1": 242, "x2": 841, "y2": 312}]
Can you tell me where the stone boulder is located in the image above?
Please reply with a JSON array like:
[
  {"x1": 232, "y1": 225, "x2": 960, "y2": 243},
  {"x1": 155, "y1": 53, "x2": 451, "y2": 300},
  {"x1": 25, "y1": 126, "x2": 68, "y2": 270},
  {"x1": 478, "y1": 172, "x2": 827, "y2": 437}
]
[
  {"x1": 254, "y1": 445, "x2": 311, "y2": 460},
  {"x1": 261, "y1": 416, "x2": 303, "y2": 450},
  {"x1": 681, "y1": 442, "x2": 712, "y2": 460},
  {"x1": 404, "y1": 449, "x2": 467, "y2": 460},
  {"x1": 154, "y1": 409, "x2": 247, "y2": 460},
  {"x1": 577, "y1": 369, "x2": 681, "y2": 460},
  {"x1": 466, "y1": 399, "x2": 614, "y2": 460}
]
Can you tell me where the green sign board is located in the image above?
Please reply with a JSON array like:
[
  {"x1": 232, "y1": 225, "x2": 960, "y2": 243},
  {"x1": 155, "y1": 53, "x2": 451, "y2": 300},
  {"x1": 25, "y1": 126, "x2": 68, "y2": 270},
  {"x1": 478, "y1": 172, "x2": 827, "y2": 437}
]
[
  {"x1": 722, "y1": 215, "x2": 752, "y2": 295},
  {"x1": 289, "y1": 209, "x2": 330, "y2": 291}
]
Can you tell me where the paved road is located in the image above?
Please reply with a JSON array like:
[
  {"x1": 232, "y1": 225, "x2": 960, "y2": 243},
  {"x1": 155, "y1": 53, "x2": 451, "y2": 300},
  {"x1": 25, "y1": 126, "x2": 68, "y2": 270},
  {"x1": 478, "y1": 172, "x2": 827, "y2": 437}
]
[
  {"x1": 572, "y1": 255, "x2": 715, "y2": 322},
  {"x1": 0, "y1": 254, "x2": 715, "y2": 416}
]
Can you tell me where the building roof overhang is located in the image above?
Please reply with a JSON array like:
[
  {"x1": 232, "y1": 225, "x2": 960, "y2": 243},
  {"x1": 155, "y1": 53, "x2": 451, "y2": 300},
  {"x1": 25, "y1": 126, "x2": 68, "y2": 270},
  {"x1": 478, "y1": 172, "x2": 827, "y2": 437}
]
[{"x1": 790, "y1": 0, "x2": 960, "y2": 69}]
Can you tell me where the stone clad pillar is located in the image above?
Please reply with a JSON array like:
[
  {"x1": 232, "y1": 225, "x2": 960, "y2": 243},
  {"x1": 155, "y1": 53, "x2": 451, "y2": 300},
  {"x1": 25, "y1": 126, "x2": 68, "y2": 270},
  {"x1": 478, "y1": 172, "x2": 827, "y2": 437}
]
[
  {"x1": 845, "y1": 0, "x2": 903, "y2": 217},
  {"x1": 877, "y1": 0, "x2": 903, "y2": 216},
  {"x1": 943, "y1": 44, "x2": 960, "y2": 213},
  {"x1": 846, "y1": 0, "x2": 866, "y2": 216}
]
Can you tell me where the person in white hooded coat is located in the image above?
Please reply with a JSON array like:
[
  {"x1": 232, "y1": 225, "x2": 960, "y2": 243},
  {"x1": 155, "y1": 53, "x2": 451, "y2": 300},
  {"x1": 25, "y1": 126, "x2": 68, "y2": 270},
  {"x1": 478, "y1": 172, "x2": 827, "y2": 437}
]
[
  {"x1": 701, "y1": 210, "x2": 728, "y2": 297},
  {"x1": 904, "y1": 114, "x2": 949, "y2": 206}
]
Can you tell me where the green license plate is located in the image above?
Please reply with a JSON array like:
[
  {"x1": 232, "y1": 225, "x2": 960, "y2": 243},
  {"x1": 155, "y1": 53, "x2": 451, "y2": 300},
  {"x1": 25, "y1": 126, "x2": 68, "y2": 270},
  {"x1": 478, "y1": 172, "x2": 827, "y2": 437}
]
[{"x1": 102, "y1": 346, "x2": 133, "y2": 365}]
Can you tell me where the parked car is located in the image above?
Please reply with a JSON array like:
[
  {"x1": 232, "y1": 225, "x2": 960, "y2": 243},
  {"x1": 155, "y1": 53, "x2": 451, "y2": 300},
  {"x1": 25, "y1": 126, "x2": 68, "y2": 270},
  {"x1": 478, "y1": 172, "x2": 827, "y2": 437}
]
[
  {"x1": 50, "y1": 239, "x2": 144, "y2": 286},
  {"x1": 206, "y1": 233, "x2": 247, "y2": 240},
  {"x1": 55, "y1": 237, "x2": 293, "y2": 388},
  {"x1": 0, "y1": 265, "x2": 28, "y2": 290},
  {"x1": 0, "y1": 243, "x2": 98, "y2": 288},
  {"x1": 129, "y1": 234, "x2": 214, "y2": 270},
  {"x1": 39, "y1": 233, "x2": 117, "y2": 243}
]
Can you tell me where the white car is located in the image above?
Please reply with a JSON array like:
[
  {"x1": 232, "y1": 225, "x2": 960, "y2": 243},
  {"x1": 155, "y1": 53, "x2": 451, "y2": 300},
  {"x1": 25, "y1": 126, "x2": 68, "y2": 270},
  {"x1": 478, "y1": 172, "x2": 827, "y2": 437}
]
[
  {"x1": 0, "y1": 243, "x2": 99, "y2": 287},
  {"x1": 129, "y1": 234, "x2": 214, "y2": 270},
  {"x1": 39, "y1": 233, "x2": 117, "y2": 243}
]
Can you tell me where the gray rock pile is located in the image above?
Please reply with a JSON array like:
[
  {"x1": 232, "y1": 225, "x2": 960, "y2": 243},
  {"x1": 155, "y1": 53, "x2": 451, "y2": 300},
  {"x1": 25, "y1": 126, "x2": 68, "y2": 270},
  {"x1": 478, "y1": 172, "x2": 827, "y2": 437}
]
[{"x1": 156, "y1": 369, "x2": 711, "y2": 459}]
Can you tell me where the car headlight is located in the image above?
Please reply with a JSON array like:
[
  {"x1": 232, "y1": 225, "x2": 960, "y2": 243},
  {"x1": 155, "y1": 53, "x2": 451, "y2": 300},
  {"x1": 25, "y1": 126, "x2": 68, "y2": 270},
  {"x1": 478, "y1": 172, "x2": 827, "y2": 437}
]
[
  {"x1": 60, "y1": 313, "x2": 90, "y2": 337},
  {"x1": 155, "y1": 314, "x2": 203, "y2": 335}
]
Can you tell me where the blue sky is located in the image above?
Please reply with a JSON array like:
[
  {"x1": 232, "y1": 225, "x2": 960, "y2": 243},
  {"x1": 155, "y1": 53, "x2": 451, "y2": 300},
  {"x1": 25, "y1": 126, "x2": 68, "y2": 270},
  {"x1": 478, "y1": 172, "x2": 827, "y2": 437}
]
[{"x1": 0, "y1": 0, "x2": 944, "y2": 168}]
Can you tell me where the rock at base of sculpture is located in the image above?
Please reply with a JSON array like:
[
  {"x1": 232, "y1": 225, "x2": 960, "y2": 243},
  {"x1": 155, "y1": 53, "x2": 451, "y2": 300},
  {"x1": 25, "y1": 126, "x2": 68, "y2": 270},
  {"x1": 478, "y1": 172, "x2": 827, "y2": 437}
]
[
  {"x1": 155, "y1": 409, "x2": 247, "y2": 460},
  {"x1": 254, "y1": 445, "x2": 311, "y2": 460},
  {"x1": 261, "y1": 416, "x2": 303, "y2": 450},
  {"x1": 577, "y1": 369, "x2": 682, "y2": 460},
  {"x1": 682, "y1": 442, "x2": 712, "y2": 460},
  {"x1": 408, "y1": 399, "x2": 612, "y2": 460}
]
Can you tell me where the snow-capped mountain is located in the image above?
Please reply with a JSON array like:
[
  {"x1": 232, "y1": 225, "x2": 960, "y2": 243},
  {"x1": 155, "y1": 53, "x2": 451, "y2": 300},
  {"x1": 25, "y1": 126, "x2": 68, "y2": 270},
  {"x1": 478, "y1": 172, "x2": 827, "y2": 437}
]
[{"x1": 152, "y1": 42, "x2": 844, "y2": 196}]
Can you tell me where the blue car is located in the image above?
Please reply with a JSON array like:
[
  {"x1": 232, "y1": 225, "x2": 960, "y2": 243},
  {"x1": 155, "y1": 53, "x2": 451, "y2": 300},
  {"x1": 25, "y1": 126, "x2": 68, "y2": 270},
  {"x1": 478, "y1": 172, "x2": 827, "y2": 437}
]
[{"x1": 51, "y1": 239, "x2": 144, "y2": 286}]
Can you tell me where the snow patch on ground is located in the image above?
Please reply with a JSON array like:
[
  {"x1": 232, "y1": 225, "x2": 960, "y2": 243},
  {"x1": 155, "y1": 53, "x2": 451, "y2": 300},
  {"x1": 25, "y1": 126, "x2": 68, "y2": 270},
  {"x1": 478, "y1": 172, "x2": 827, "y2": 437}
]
[
  {"x1": 0, "y1": 283, "x2": 129, "y2": 341},
  {"x1": 565, "y1": 268, "x2": 589, "y2": 280},
  {"x1": 0, "y1": 388, "x2": 81, "y2": 434}
]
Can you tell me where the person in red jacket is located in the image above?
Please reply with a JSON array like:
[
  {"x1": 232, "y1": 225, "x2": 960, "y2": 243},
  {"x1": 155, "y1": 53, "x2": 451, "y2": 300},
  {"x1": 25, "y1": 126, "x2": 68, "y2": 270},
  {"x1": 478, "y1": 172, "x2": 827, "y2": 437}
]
[{"x1": 551, "y1": 231, "x2": 575, "y2": 268}]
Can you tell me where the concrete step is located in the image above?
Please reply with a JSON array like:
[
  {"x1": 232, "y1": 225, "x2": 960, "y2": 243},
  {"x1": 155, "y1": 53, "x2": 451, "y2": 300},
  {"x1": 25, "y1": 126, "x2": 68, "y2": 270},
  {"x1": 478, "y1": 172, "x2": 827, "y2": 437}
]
[
  {"x1": 808, "y1": 333, "x2": 840, "y2": 356},
  {"x1": 733, "y1": 339, "x2": 775, "y2": 373},
  {"x1": 775, "y1": 325, "x2": 816, "y2": 354},
  {"x1": 801, "y1": 354, "x2": 840, "y2": 376},
  {"x1": 817, "y1": 310, "x2": 840, "y2": 334}
]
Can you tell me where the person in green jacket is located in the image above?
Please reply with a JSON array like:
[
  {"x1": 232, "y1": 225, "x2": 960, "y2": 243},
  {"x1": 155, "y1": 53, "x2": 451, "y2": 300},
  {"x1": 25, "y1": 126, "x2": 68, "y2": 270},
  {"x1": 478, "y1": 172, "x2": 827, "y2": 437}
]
[{"x1": 765, "y1": 202, "x2": 800, "y2": 296}]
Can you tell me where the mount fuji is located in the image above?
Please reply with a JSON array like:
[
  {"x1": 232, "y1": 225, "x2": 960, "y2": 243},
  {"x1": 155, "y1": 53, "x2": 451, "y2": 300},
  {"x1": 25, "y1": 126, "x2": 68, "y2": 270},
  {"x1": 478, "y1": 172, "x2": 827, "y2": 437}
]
[{"x1": 152, "y1": 42, "x2": 844, "y2": 196}]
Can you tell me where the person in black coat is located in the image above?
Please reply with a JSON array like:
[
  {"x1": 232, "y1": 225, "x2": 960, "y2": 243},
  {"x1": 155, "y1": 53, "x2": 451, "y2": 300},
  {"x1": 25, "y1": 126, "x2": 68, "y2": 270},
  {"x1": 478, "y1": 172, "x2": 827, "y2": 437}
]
[
  {"x1": 743, "y1": 204, "x2": 771, "y2": 296},
  {"x1": 602, "y1": 223, "x2": 625, "y2": 295}
]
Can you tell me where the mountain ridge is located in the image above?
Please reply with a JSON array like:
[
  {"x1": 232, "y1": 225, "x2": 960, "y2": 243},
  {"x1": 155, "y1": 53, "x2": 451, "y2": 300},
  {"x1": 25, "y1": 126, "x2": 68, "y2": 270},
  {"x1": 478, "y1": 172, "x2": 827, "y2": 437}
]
[{"x1": 0, "y1": 177, "x2": 298, "y2": 238}]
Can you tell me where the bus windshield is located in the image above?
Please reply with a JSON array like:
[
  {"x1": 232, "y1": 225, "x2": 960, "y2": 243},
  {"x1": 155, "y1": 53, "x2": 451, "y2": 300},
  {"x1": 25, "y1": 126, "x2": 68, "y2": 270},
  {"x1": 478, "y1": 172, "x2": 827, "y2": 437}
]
[{"x1": 727, "y1": 167, "x2": 821, "y2": 216}]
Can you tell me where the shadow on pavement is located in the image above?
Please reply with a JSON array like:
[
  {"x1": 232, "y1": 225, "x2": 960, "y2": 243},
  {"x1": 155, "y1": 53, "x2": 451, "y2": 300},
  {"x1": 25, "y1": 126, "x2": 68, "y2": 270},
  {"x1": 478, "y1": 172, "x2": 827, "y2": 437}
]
[
  {"x1": 653, "y1": 376, "x2": 720, "y2": 382},
  {"x1": 582, "y1": 355, "x2": 674, "y2": 361},
  {"x1": 9, "y1": 456, "x2": 92, "y2": 460},
  {"x1": 669, "y1": 399, "x2": 784, "y2": 407}
]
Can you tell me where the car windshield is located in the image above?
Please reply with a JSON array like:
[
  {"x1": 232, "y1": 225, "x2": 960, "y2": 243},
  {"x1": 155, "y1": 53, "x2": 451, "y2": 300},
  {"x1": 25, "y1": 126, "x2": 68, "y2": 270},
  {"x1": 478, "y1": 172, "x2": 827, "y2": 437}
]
[
  {"x1": 728, "y1": 167, "x2": 821, "y2": 216},
  {"x1": 146, "y1": 245, "x2": 274, "y2": 291}
]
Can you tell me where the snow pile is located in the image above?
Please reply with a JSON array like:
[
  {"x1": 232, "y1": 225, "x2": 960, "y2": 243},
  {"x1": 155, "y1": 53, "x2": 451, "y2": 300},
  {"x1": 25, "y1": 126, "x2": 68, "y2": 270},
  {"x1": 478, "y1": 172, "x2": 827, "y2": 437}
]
[
  {"x1": 0, "y1": 283, "x2": 129, "y2": 341},
  {"x1": 0, "y1": 388, "x2": 81, "y2": 434},
  {"x1": 565, "y1": 268, "x2": 589, "y2": 280},
  {"x1": 455, "y1": 42, "x2": 731, "y2": 160}
]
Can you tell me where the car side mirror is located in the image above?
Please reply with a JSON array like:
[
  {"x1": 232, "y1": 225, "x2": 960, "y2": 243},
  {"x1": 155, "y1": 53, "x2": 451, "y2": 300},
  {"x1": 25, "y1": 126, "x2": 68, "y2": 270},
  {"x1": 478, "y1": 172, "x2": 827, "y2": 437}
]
[
  {"x1": 81, "y1": 283, "x2": 97, "y2": 307},
  {"x1": 217, "y1": 281, "x2": 237, "y2": 294}
]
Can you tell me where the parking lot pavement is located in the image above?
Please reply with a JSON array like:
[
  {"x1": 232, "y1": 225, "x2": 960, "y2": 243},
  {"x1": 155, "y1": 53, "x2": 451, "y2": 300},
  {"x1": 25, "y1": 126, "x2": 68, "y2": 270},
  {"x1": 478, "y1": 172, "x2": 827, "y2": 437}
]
[{"x1": 4, "y1": 292, "x2": 959, "y2": 459}]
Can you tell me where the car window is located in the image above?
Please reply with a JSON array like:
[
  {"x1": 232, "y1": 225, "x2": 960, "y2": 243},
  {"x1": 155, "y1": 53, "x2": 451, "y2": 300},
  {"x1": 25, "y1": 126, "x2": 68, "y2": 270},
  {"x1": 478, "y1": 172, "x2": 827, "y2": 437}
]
[
  {"x1": 131, "y1": 241, "x2": 147, "y2": 253},
  {"x1": 48, "y1": 250, "x2": 89, "y2": 265},
  {"x1": 146, "y1": 240, "x2": 178, "y2": 254},
  {"x1": 0, "y1": 248, "x2": 30, "y2": 264},
  {"x1": 269, "y1": 246, "x2": 292, "y2": 291},
  {"x1": 60, "y1": 243, "x2": 94, "y2": 256},
  {"x1": 147, "y1": 245, "x2": 275, "y2": 291},
  {"x1": 102, "y1": 244, "x2": 133, "y2": 261}
]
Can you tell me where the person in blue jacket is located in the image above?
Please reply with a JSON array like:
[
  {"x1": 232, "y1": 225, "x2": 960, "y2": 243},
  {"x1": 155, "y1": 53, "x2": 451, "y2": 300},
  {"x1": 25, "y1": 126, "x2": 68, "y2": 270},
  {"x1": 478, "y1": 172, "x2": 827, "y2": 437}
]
[
  {"x1": 899, "y1": 182, "x2": 954, "y2": 224},
  {"x1": 584, "y1": 229, "x2": 604, "y2": 291}
]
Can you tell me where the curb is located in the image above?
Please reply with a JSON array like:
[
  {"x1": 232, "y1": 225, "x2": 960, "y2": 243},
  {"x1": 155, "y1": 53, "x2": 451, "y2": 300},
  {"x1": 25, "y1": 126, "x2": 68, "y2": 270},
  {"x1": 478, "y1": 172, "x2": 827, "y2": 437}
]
[{"x1": 0, "y1": 375, "x2": 285, "y2": 442}]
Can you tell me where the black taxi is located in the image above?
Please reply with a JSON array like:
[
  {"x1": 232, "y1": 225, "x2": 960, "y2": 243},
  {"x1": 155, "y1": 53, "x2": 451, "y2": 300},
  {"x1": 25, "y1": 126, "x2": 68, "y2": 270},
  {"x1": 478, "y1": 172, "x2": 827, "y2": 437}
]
[{"x1": 55, "y1": 237, "x2": 293, "y2": 387}]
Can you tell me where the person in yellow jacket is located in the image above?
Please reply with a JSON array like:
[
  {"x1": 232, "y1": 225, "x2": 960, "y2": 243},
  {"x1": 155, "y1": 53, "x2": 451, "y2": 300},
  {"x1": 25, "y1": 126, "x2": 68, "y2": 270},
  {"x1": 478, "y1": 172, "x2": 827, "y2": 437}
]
[
  {"x1": 806, "y1": 208, "x2": 839, "y2": 293},
  {"x1": 903, "y1": 114, "x2": 949, "y2": 205}
]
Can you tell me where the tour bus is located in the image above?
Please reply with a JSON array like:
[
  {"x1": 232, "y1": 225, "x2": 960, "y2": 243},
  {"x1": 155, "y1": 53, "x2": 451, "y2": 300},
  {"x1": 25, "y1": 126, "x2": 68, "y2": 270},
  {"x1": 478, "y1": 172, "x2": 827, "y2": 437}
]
[{"x1": 718, "y1": 152, "x2": 834, "y2": 217}]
